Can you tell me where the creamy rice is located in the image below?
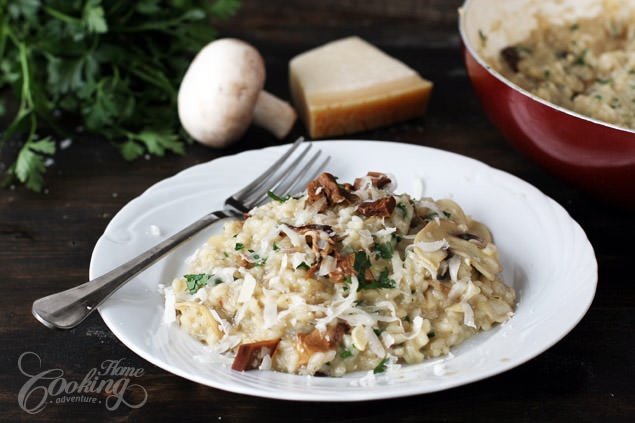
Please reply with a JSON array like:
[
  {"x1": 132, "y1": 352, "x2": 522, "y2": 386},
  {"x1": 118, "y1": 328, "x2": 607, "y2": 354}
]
[
  {"x1": 497, "y1": 10, "x2": 635, "y2": 130},
  {"x1": 163, "y1": 173, "x2": 515, "y2": 376}
]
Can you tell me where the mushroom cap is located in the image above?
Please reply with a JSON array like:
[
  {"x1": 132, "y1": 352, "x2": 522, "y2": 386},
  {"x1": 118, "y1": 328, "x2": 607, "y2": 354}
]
[
  {"x1": 178, "y1": 38, "x2": 266, "y2": 148},
  {"x1": 414, "y1": 218, "x2": 501, "y2": 281}
]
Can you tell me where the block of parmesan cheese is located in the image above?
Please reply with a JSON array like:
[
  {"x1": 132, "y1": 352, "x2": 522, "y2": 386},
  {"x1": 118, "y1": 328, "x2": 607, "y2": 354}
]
[{"x1": 289, "y1": 36, "x2": 433, "y2": 139}]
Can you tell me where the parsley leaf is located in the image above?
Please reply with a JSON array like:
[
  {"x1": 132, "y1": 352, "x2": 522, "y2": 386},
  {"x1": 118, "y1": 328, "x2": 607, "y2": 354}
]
[
  {"x1": 374, "y1": 241, "x2": 393, "y2": 259},
  {"x1": 184, "y1": 273, "x2": 213, "y2": 294},
  {"x1": 374, "y1": 357, "x2": 390, "y2": 374},
  {"x1": 11, "y1": 137, "x2": 56, "y2": 192},
  {"x1": 296, "y1": 262, "x2": 310, "y2": 271},
  {"x1": 235, "y1": 243, "x2": 244, "y2": 251},
  {"x1": 358, "y1": 268, "x2": 396, "y2": 291},
  {"x1": 83, "y1": 0, "x2": 109, "y2": 34},
  {"x1": 267, "y1": 191, "x2": 291, "y2": 202},
  {"x1": 353, "y1": 251, "x2": 371, "y2": 283}
]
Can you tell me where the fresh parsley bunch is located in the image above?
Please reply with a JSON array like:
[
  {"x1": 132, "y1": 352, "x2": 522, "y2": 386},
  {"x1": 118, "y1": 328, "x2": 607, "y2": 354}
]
[{"x1": 0, "y1": 0, "x2": 241, "y2": 191}]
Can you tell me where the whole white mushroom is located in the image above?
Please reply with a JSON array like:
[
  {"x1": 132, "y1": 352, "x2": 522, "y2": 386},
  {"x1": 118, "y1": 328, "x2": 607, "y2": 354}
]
[{"x1": 178, "y1": 38, "x2": 297, "y2": 148}]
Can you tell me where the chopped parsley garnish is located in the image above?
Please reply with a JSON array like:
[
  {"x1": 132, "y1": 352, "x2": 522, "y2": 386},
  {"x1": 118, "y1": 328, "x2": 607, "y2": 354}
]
[
  {"x1": 374, "y1": 358, "x2": 390, "y2": 374},
  {"x1": 570, "y1": 23, "x2": 579, "y2": 30},
  {"x1": 358, "y1": 268, "x2": 396, "y2": 291},
  {"x1": 223, "y1": 252, "x2": 229, "y2": 257},
  {"x1": 340, "y1": 350, "x2": 353, "y2": 358},
  {"x1": 253, "y1": 257, "x2": 267, "y2": 267},
  {"x1": 428, "y1": 332, "x2": 435, "y2": 338},
  {"x1": 392, "y1": 233, "x2": 403, "y2": 243},
  {"x1": 574, "y1": 48, "x2": 589, "y2": 66},
  {"x1": 396, "y1": 202, "x2": 408, "y2": 217},
  {"x1": 267, "y1": 191, "x2": 291, "y2": 202},
  {"x1": 544, "y1": 70, "x2": 551, "y2": 80},
  {"x1": 353, "y1": 251, "x2": 371, "y2": 283},
  {"x1": 596, "y1": 78, "x2": 613, "y2": 85},
  {"x1": 424, "y1": 211, "x2": 451, "y2": 220},
  {"x1": 373, "y1": 328, "x2": 384, "y2": 337},
  {"x1": 404, "y1": 316, "x2": 411, "y2": 323},
  {"x1": 595, "y1": 95, "x2": 603, "y2": 101},
  {"x1": 296, "y1": 262, "x2": 310, "y2": 271},
  {"x1": 184, "y1": 274, "x2": 214, "y2": 294},
  {"x1": 374, "y1": 241, "x2": 393, "y2": 259},
  {"x1": 478, "y1": 29, "x2": 487, "y2": 46},
  {"x1": 234, "y1": 243, "x2": 244, "y2": 251},
  {"x1": 272, "y1": 242, "x2": 279, "y2": 251},
  {"x1": 233, "y1": 234, "x2": 238, "y2": 238}
]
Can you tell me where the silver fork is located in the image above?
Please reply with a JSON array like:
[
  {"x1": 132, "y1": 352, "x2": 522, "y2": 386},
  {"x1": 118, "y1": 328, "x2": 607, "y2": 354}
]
[{"x1": 32, "y1": 137, "x2": 328, "y2": 330}]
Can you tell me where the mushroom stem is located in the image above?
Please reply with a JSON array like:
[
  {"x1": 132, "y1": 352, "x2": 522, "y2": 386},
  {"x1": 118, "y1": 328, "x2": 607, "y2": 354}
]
[{"x1": 253, "y1": 90, "x2": 297, "y2": 139}]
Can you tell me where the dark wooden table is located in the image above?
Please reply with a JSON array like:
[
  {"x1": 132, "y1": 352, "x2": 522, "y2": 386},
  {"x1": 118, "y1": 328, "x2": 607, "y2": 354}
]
[{"x1": 2, "y1": 1, "x2": 633, "y2": 422}]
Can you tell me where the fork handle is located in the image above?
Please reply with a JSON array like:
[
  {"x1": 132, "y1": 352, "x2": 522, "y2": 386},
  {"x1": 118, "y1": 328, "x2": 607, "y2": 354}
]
[{"x1": 32, "y1": 209, "x2": 234, "y2": 330}]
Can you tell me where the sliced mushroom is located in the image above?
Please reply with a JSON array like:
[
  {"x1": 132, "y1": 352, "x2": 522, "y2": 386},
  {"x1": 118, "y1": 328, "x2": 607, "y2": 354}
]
[
  {"x1": 413, "y1": 219, "x2": 501, "y2": 280},
  {"x1": 306, "y1": 173, "x2": 358, "y2": 212},
  {"x1": 467, "y1": 220, "x2": 493, "y2": 244},
  {"x1": 435, "y1": 199, "x2": 468, "y2": 225},
  {"x1": 232, "y1": 339, "x2": 281, "y2": 371},
  {"x1": 175, "y1": 302, "x2": 222, "y2": 344},
  {"x1": 295, "y1": 323, "x2": 348, "y2": 366}
]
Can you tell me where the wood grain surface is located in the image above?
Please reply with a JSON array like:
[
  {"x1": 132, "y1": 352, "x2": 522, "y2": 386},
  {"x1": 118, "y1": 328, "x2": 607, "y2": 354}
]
[{"x1": 1, "y1": 1, "x2": 633, "y2": 422}]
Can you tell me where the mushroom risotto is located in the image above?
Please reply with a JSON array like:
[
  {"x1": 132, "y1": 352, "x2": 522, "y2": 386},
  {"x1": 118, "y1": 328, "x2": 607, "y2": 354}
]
[
  {"x1": 498, "y1": 8, "x2": 635, "y2": 130},
  {"x1": 163, "y1": 172, "x2": 515, "y2": 376}
]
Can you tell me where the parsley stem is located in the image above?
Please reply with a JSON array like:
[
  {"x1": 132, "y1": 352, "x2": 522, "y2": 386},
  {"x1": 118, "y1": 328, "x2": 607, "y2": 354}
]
[
  {"x1": 127, "y1": 65, "x2": 176, "y2": 98},
  {"x1": 43, "y1": 7, "x2": 82, "y2": 25}
]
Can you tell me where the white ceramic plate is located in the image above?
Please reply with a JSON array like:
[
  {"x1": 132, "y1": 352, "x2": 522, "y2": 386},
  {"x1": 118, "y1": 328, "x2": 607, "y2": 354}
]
[{"x1": 91, "y1": 140, "x2": 597, "y2": 401}]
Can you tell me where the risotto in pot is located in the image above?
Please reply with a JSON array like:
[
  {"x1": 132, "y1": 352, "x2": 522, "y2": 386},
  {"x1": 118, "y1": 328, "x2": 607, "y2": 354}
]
[
  {"x1": 163, "y1": 172, "x2": 516, "y2": 376},
  {"x1": 497, "y1": 9, "x2": 635, "y2": 130}
]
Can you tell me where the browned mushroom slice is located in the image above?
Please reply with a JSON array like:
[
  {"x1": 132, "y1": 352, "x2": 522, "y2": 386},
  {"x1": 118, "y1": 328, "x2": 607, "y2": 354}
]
[
  {"x1": 306, "y1": 173, "x2": 358, "y2": 212},
  {"x1": 231, "y1": 339, "x2": 281, "y2": 371},
  {"x1": 353, "y1": 172, "x2": 392, "y2": 190},
  {"x1": 329, "y1": 251, "x2": 373, "y2": 283},
  {"x1": 356, "y1": 196, "x2": 396, "y2": 217},
  {"x1": 501, "y1": 46, "x2": 521, "y2": 72},
  {"x1": 414, "y1": 219, "x2": 501, "y2": 280},
  {"x1": 295, "y1": 323, "x2": 348, "y2": 366}
]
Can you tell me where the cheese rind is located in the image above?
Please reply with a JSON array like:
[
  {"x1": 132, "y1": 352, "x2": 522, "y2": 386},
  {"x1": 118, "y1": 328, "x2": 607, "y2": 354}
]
[{"x1": 289, "y1": 36, "x2": 433, "y2": 138}]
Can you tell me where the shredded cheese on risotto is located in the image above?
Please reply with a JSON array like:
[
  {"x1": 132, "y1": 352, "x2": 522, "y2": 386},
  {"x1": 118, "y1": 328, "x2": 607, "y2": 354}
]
[{"x1": 163, "y1": 172, "x2": 516, "y2": 376}]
